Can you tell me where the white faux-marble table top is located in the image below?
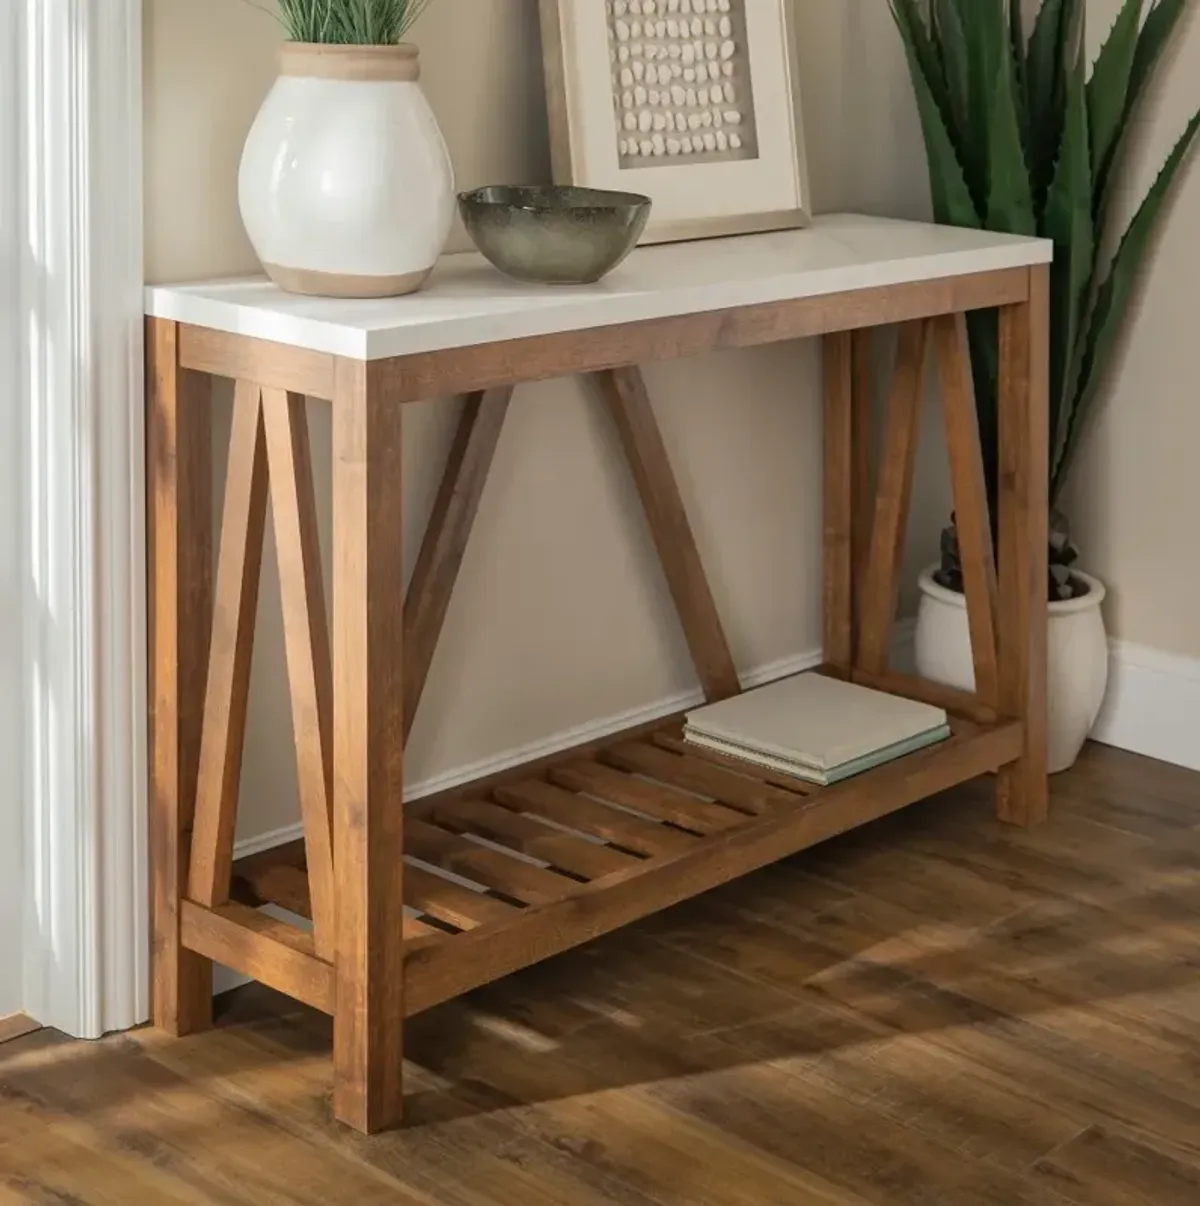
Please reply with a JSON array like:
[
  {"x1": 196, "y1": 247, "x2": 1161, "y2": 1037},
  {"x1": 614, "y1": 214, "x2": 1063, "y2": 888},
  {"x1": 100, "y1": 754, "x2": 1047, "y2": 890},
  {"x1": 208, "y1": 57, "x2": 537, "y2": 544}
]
[{"x1": 146, "y1": 214, "x2": 1052, "y2": 362}]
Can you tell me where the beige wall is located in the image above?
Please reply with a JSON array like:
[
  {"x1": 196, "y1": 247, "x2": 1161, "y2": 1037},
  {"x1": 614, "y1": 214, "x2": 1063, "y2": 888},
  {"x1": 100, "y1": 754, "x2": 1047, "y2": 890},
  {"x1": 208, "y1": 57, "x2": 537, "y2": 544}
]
[
  {"x1": 1065, "y1": 0, "x2": 1200, "y2": 657},
  {"x1": 142, "y1": 0, "x2": 955, "y2": 841}
]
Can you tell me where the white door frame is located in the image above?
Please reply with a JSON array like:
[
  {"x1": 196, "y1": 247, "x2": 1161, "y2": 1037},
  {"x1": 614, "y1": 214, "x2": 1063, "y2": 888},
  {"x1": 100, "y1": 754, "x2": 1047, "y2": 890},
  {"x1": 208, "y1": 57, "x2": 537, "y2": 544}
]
[{"x1": 14, "y1": 0, "x2": 147, "y2": 1037}]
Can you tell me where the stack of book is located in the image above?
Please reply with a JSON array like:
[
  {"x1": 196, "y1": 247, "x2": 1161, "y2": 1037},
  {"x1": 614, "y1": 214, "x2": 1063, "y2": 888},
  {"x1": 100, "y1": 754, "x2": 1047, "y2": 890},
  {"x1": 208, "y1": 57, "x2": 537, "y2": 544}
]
[{"x1": 684, "y1": 672, "x2": 950, "y2": 786}]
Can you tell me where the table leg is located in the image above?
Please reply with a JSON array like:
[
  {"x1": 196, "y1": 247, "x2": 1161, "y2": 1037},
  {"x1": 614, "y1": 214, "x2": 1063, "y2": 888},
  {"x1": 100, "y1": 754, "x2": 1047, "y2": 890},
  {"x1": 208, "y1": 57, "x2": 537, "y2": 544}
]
[
  {"x1": 996, "y1": 265, "x2": 1050, "y2": 825},
  {"x1": 331, "y1": 358, "x2": 407, "y2": 1133},
  {"x1": 147, "y1": 318, "x2": 214, "y2": 1034}
]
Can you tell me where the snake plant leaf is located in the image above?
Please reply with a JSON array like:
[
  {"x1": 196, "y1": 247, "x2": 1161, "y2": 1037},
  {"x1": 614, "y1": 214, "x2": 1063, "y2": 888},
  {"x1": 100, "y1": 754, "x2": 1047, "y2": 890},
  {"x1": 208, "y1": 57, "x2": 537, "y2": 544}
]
[
  {"x1": 1043, "y1": 49, "x2": 1094, "y2": 467},
  {"x1": 890, "y1": 0, "x2": 953, "y2": 130},
  {"x1": 934, "y1": 0, "x2": 983, "y2": 205},
  {"x1": 1096, "y1": 0, "x2": 1193, "y2": 228},
  {"x1": 985, "y1": 46, "x2": 1036, "y2": 235},
  {"x1": 1129, "y1": 0, "x2": 1190, "y2": 109},
  {"x1": 891, "y1": 4, "x2": 983, "y2": 229},
  {"x1": 1053, "y1": 108, "x2": 1200, "y2": 499},
  {"x1": 1010, "y1": 0, "x2": 1027, "y2": 86},
  {"x1": 1088, "y1": 0, "x2": 1145, "y2": 209},
  {"x1": 1025, "y1": 0, "x2": 1081, "y2": 212}
]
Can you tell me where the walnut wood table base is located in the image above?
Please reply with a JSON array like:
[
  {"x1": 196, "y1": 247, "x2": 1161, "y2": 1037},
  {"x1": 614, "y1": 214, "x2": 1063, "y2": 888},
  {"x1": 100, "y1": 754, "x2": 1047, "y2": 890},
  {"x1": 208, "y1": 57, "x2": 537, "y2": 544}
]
[{"x1": 148, "y1": 260, "x2": 1049, "y2": 1134}]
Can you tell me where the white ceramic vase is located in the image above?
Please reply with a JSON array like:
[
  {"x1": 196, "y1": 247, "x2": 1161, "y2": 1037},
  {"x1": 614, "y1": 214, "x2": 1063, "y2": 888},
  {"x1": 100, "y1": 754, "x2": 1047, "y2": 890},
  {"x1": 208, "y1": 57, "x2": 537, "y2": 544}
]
[
  {"x1": 914, "y1": 565, "x2": 1109, "y2": 774},
  {"x1": 239, "y1": 43, "x2": 454, "y2": 298}
]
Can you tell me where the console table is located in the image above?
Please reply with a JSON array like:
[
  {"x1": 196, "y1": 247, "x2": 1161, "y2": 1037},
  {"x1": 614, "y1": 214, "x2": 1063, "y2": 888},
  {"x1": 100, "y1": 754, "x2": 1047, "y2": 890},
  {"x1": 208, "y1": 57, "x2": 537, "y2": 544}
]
[{"x1": 146, "y1": 213, "x2": 1052, "y2": 1134}]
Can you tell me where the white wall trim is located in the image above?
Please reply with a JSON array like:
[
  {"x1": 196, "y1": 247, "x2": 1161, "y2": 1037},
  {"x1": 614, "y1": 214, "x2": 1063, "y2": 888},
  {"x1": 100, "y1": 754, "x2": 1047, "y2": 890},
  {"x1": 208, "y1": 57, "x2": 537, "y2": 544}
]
[
  {"x1": 19, "y1": 0, "x2": 146, "y2": 1038},
  {"x1": 236, "y1": 645, "x2": 829, "y2": 860},
  {"x1": 1092, "y1": 640, "x2": 1200, "y2": 773}
]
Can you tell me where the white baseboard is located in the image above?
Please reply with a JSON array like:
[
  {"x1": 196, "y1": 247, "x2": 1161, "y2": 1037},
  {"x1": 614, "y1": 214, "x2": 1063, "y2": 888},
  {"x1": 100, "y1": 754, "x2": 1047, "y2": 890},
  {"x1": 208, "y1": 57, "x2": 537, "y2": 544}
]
[
  {"x1": 232, "y1": 644, "x2": 827, "y2": 861},
  {"x1": 1092, "y1": 640, "x2": 1200, "y2": 773}
]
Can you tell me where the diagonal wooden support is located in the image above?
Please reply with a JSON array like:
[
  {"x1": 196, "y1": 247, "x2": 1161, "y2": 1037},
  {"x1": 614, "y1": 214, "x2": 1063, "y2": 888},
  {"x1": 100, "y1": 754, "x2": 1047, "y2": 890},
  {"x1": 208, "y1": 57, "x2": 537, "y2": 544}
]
[
  {"x1": 934, "y1": 313, "x2": 1000, "y2": 708},
  {"x1": 188, "y1": 381, "x2": 270, "y2": 909},
  {"x1": 262, "y1": 388, "x2": 337, "y2": 959},
  {"x1": 856, "y1": 320, "x2": 930, "y2": 676},
  {"x1": 593, "y1": 365, "x2": 740, "y2": 703},
  {"x1": 823, "y1": 331, "x2": 855, "y2": 674},
  {"x1": 404, "y1": 386, "x2": 513, "y2": 740},
  {"x1": 852, "y1": 328, "x2": 875, "y2": 597}
]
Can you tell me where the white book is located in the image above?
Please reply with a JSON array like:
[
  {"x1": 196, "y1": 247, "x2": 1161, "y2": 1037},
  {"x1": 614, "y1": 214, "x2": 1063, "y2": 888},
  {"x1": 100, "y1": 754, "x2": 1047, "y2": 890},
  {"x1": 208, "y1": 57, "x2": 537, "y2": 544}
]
[{"x1": 684, "y1": 672, "x2": 949, "y2": 780}]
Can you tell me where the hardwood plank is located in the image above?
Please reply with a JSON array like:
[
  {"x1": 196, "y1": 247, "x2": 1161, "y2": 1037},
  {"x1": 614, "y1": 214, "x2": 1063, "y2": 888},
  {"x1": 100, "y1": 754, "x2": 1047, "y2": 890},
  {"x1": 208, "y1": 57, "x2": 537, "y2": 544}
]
[
  {"x1": 493, "y1": 779, "x2": 696, "y2": 858},
  {"x1": 823, "y1": 330, "x2": 854, "y2": 672},
  {"x1": 429, "y1": 796, "x2": 638, "y2": 880},
  {"x1": 180, "y1": 900, "x2": 334, "y2": 1014},
  {"x1": 1033, "y1": 1124, "x2": 1200, "y2": 1206},
  {"x1": 330, "y1": 357, "x2": 407, "y2": 1132},
  {"x1": 188, "y1": 381, "x2": 269, "y2": 910},
  {"x1": 935, "y1": 312, "x2": 1000, "y2": 707},
  {"x1": 653, "y1": 731, "x2": 816, "y2": 795},
  {"x1": 262, "y1": 388, "x2": 337, "y2": 960},
  {"x1": 373, "y1": 269, "x2": 1032, "y2": 403},
  {"x1": 996, "y1": 266, "x2": 1050, "y2": 825},
  {"x1": 146, "y1": 316, "x2": 214, "y2": 1035},
  {"x1": 856, "y1": 320, "x2": 929, "y2": 675},
  {"x1": 594, "y1": 365, "x2": 740, "y2": 703},
  {"x1": 179, "y1": 324, "x2": 336, "y2": 399},
  {"x1": 404, "y1": 386, "x2": 512, "y2": 739},
  {"x1": 404, "y1": 817, "x2": 580, "y2": 905},
  {"x1": 0, "y1": 1014, "x2": 40, "y2": 1046},
  {"x1": 404, "y1": 720, "x2": 1023, "y2": 1015},
  {"x1": 551, "y1": 760, "x2": 745, "y2": 835},
  {"x1": 402, "y1": 864, "x2": 522, "y2": 931},
  {"x1": 601, "y1": 739, "x2": 800, "y2": 815}
]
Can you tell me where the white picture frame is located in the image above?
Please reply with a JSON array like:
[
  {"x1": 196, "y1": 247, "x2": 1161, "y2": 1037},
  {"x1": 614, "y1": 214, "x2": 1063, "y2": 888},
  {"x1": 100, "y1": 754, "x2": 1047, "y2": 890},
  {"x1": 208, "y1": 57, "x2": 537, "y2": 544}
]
[{"x1": 539, "y1": 0, "x2": 810, "y2": 245}]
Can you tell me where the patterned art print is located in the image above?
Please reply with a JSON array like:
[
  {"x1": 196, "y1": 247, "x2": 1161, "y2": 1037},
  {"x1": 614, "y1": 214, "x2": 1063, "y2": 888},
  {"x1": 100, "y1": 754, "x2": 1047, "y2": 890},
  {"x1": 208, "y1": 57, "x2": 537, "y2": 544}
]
[{"x1": 607, "y1": 0, "x2": 760, "y2": 169}]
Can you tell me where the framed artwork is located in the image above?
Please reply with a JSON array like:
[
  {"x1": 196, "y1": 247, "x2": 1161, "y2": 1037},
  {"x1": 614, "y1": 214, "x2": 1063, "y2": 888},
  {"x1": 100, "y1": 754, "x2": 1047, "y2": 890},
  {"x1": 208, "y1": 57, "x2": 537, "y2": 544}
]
[{"x1": 539, "y1": 0, "x2": 810, "y2": 245}]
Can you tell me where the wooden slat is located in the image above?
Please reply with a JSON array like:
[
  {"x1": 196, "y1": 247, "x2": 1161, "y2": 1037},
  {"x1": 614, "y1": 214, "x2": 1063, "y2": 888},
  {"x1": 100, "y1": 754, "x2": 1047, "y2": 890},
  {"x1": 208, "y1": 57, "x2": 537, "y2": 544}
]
[
  {"x1": 429, "y1": 797, "x2": 637, "y2": 881},
  {"x1": 652, "y1": 732, "x2": 815, "y2": 795},
  {"x1": 180, "y1": 900, "x2": 334, "y2": 1014},
  {"x1": 373, "y1": 269, "x2": 1032, "y2": 404},
  {"x1": 601, "y1": 740, "x2": 799, "y2": 815},
  {"x1": 330, "y1": 357, "x2": 406, "y2": 1133},
  {"x1": 402, "y1": 864, "x2": 521, "y2": 931},
  {"x1": 934, "y1": 313, "x2": 1000, "y2": 708},
  {"x1": 404, "y1": 719, "x2": 1025, "y2": 1016},
  {"x1": 262, "y1": 388, "x2": 337, "y2": 960},
  {"x1": 147, "y1": 318, "x2": 214, "y2": 1035},
  {"x1": 179, "y1": 325, "x2": 336, "y2": 399},
  {"x1": 823, "y1": 330, "x2": 854, "y2": 673},
  {"x1": 493, "y1": 780, "x2": 695, "y2": 858},
  {"x1": 188, "y1": 382, "x2": 270, "y2": 910},
  {"x1": 405, "y1": 818, "x2": 579, "y2": 906},
  {"x1": 551, "y1": 760, "x2": 744, "y2": 836},
  {"x1": 843, "y1": 666, "x2": 1000, "y2": 726},
  {"x1": 404, "y1": 387, "x2": 512, "y2": 740},
  {"x1": 851, "y1": 327, "x2": 874, "y2": 595},
  {"x1": 232, "y1": 849, "x2": 442, "y2": 942},
  {"x1": 594, "y1": 366, "x2": 740, "y2": 703},
  {"x1": 996, "y1": 268, "x2": 1050, "y2": 826},
  {"x1": 857, "y1": 320, "x2": 930, "y2": 675}
]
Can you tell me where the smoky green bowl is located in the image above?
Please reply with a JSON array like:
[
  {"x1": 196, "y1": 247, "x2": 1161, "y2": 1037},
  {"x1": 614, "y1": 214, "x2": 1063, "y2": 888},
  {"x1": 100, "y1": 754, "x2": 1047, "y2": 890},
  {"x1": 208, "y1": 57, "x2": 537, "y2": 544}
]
[{"x1": 459, "y1": 185, "x2": 653, "y2": 286}]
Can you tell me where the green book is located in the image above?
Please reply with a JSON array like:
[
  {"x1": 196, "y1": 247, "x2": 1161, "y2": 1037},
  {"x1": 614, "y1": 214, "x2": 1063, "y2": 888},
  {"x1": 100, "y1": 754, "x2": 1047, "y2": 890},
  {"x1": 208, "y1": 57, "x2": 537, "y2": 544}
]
[{"x1": 684, "y1": 672, "x2": 951, "y2": 786}]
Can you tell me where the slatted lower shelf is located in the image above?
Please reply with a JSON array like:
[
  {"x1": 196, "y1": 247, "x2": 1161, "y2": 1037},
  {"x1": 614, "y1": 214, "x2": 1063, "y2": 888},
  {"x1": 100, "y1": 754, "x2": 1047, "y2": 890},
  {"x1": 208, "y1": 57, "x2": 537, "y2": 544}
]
[{"x1": 225, "y1": 712, "x2": 1022, "y2": 1016}]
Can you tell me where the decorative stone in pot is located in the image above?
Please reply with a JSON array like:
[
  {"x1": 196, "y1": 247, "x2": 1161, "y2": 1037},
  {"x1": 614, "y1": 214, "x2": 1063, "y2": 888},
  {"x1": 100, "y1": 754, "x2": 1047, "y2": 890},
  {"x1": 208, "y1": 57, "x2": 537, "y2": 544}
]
[
  {"x1": 913, "y1": 565, "x2": 1109, "y2": 774},
  {"x1": 239, "y1": 42, "x2": 454, "y2": 299}
]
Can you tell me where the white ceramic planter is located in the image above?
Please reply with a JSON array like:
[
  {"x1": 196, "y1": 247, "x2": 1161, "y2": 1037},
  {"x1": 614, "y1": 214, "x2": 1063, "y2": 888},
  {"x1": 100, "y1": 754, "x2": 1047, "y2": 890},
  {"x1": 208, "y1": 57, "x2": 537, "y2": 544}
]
[
  {"x1": 239, "y1": 43, "x2": 454, "y2": 298},
  {"x1": 914, "y1": 565, "x2": 1109, "y2": 774}
]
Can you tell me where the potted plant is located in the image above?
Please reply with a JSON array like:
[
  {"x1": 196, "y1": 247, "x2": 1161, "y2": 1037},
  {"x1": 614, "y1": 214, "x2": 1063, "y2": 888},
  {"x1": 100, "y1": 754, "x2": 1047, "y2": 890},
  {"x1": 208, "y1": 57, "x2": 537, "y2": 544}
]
[
  {"x1": 892, "y1": 0, "x2": 1200, "y2": 771},
  {"x1": 240, "y1": 0, "x2": 453, "y2": 298}
]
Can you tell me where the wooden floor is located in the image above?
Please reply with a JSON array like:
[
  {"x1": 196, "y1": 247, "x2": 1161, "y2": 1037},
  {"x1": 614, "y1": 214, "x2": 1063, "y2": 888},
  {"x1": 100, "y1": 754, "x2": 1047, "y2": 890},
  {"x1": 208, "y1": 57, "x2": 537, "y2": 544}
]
[{"x1": 4, "y1": 743, "x2": 1200, "y2": 1205}]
